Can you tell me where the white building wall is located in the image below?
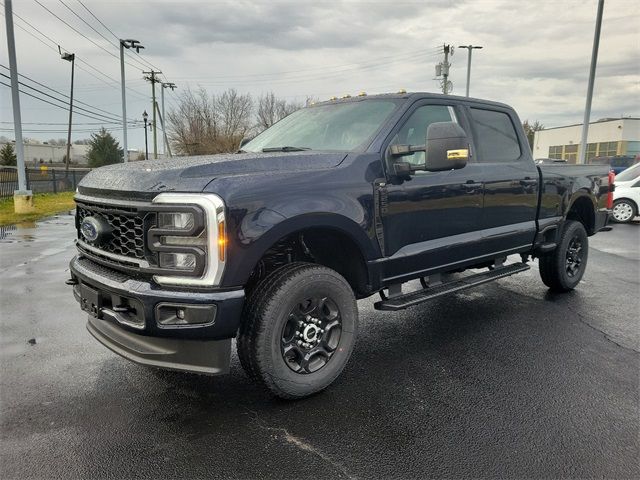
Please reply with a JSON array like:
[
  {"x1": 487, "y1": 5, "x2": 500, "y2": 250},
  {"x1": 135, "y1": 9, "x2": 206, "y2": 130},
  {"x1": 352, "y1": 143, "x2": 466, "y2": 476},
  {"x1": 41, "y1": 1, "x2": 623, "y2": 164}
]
[{"x1": 533, "y1": 118, "x2": 639, "y2": 161}]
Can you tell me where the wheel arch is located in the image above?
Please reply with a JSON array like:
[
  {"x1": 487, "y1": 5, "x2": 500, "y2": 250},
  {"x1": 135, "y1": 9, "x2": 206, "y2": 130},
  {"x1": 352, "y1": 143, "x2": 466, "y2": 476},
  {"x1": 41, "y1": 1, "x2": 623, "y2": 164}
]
[
  {"x1": 566, "y1": 192, "x2": 597, "y2": 235},
  {"x1": 226, "y1": 213, "x2": 377, "y2": 297}
]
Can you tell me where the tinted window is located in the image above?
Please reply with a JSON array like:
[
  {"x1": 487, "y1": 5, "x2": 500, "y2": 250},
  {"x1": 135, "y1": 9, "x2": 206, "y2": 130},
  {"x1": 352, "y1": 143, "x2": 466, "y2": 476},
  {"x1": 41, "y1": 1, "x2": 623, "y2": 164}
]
[
  {"x1": 470, "y1": 108, "x2": 521, "y2": 162},
  {"x1": 390, "y1": 105, "x2": 455, "y2": 166}
]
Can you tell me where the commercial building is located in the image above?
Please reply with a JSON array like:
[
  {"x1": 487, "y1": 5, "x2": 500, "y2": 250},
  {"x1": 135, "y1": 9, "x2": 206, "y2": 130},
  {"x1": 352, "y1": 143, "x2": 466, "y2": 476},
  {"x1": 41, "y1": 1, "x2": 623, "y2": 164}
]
[{"x1": 533, "y1": 117, "x2": 640, "y2": 163}]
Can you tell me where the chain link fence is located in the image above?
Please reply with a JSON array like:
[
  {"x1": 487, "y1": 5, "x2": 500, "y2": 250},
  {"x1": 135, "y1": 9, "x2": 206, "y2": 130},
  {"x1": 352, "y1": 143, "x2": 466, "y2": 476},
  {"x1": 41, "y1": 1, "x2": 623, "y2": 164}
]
[{"x1": 0, "y1": 166, "x2": 91, "y2": 199}]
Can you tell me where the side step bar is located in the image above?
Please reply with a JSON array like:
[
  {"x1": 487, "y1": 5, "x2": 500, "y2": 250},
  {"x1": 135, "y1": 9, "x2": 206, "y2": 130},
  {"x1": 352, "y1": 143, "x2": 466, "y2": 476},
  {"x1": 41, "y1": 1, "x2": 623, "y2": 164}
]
[{"x1": 374, "y1": 262, "x2": 530, "y2": 311}]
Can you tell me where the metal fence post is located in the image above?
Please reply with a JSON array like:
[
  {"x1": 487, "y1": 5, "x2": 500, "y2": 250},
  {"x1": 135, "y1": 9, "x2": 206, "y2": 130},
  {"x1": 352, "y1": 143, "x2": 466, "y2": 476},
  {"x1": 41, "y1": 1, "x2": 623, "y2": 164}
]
[
  {"x1": 72, "y1": 170, "x2": 77, "y2": 190},
  {"x1": 52, "y1": 169, "x2": 57, "y2": 193},
  {"x1": 25, "y1": 167, "x2": 30, "y2": 190}
]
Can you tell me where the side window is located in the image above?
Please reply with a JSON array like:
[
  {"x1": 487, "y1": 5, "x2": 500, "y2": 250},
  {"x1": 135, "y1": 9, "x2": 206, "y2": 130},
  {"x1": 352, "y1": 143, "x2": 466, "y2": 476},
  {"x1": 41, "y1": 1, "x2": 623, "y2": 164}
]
[
  {"x1": 390, "y1": 105, "x2": 456, "y2": 166},
  {"x1": 470, "y1": 108, "x2": 522, "y2": 162}
]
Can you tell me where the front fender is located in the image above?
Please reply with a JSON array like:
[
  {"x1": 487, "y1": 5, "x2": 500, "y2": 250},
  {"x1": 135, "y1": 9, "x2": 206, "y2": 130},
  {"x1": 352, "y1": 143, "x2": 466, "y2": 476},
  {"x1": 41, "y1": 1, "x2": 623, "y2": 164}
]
[{"x1": 222, "y1": 211, "x2": 379, "y2": 287}]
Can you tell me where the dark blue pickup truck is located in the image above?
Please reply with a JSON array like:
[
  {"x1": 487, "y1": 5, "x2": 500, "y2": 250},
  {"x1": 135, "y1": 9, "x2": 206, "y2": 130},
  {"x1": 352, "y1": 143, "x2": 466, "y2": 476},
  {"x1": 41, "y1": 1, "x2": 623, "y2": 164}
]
[{"x1": 68, "y1": 92, "x2": 612, "y2": 399}]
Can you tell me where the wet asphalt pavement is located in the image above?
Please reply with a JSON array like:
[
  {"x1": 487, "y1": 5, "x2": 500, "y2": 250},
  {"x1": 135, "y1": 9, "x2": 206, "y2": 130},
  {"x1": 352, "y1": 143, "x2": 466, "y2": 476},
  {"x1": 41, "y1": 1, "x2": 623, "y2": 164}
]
[{"x1": 0, "y1": 213, "x2": 638, "y2": 479}]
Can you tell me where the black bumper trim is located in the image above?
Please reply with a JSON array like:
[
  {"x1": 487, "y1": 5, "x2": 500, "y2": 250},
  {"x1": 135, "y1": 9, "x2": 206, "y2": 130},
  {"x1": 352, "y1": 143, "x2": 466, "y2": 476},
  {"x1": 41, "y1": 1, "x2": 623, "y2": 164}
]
[{"x1": 87, "y1": 316, "x2": 231, "y2": 375}]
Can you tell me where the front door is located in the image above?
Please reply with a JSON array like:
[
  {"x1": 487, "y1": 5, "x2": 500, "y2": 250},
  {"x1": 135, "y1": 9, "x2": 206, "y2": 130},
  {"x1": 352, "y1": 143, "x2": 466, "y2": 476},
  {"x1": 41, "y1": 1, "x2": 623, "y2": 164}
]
[{"x1": 380, "y1": 102, "x2": 485, "y2": 283}]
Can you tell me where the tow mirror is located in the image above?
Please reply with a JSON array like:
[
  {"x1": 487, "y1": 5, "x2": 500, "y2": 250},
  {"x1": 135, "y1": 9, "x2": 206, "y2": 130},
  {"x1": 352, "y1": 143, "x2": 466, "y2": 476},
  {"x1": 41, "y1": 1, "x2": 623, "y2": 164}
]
[{"x1": 425, "y1": 122, "x2": 468, "y2": 171}]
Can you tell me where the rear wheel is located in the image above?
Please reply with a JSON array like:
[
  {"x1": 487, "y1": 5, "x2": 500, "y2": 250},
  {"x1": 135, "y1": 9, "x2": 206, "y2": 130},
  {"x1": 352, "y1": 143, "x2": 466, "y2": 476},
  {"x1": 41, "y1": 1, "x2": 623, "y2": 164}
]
[
  {"x1": 539, "y1": 220, "x2": 589, "y2": 292},
  {"x1": 612, "y1": 199, "x2": 637, "y2": 223},
  {"x1": 237, "y1": 263, "x2": 358, "y2": 399}
]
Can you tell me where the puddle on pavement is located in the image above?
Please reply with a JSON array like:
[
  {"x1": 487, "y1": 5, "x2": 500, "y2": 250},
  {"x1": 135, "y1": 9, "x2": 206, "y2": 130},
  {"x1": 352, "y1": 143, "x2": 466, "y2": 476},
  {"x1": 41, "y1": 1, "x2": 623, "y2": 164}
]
[{"x1": 0, "y1": 212, "x2": 75, "y2": 244}]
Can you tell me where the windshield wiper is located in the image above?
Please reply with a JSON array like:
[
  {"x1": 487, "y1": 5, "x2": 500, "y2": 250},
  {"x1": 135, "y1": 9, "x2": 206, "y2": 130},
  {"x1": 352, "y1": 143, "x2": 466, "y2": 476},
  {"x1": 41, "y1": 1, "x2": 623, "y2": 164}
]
[{"x1": 262, "y1": 146, "x2": 311, "y2": 152}]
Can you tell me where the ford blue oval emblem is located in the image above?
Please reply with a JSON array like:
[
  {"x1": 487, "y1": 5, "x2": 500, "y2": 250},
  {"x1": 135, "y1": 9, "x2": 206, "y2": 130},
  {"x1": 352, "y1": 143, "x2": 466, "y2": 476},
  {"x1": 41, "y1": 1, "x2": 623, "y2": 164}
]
[{"x1": 80, "y1": 216, "x2": 103, "y2": 243}]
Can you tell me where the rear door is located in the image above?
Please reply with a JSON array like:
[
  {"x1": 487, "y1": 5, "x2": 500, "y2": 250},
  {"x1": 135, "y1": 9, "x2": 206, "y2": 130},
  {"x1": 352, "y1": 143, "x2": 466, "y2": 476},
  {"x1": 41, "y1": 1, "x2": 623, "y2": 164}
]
[{"x1": 467, "y1": 106, "x2": 539, "y2": 254}]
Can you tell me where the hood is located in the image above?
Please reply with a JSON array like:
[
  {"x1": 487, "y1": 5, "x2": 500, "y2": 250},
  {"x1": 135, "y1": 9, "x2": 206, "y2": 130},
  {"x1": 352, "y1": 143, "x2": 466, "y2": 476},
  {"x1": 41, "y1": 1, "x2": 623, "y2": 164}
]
[{"x1": 78, "y1": 151, "x2": 347, "y2": 196}]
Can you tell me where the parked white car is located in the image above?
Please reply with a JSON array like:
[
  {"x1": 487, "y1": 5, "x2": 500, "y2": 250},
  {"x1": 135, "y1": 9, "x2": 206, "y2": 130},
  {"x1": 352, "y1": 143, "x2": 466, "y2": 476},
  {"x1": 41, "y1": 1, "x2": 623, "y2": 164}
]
[
  {"x1": 614, "y1": 163, "x2": 640, "y2": 187},
  {"x1": 612, "y1": 164, "x2": 640, "y2": 222}
]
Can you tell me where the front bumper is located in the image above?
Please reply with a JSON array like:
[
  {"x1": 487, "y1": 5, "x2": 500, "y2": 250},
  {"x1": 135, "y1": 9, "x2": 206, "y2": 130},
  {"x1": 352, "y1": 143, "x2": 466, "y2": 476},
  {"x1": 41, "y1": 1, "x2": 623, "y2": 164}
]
[
  {"x1": 87, "y1": 316, "x2": 231, "y2": 374},
  {"x1": 69, "y1": 255, "x2": 244, "y2": 373}
]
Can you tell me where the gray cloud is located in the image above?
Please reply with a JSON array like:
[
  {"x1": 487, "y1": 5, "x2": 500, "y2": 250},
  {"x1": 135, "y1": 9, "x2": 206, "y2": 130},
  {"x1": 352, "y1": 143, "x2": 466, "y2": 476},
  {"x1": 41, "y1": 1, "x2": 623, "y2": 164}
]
[{"x1": 1, "y1": 0, "x2": 638, "y2": 148}]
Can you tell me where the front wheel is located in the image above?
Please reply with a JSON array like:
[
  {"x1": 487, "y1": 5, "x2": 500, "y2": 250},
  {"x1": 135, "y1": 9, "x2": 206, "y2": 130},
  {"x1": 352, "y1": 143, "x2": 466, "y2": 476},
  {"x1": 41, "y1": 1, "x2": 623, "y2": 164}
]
[
  {"x1": 611, "y1": 199, "x2": 637, "y2": 223},
  {"x1": 539, "y1": 220, "x2": 589, "y2": 292},
  {"x1": 237, "y1": 263, "x2": 358, "y2": 399}
]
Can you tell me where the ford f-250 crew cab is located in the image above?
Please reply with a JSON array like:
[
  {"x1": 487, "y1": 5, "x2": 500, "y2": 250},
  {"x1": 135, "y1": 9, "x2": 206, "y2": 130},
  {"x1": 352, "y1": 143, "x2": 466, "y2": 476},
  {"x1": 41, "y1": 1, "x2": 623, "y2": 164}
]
[{"x1": 68, "y1": 92, "x2": 613, "y2": 399}]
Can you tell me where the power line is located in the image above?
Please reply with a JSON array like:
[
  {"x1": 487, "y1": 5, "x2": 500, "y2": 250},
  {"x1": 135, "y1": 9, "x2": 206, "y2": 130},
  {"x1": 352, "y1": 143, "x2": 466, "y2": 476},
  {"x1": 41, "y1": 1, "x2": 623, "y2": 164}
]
[
  {"x1": 0, "y1": 80, "x2": 140, "y2": 124},
  {"x1": 0, "y1": 72, "x2": 124, "y2": 123},
  {"x1": 75, "y1": 0, "x2": 164, "y2": 73},
  {"x1": 0, "y1": 64, "x2": 136, "y2": 122},
  {"x1": 33, "y1": 0, "x2": 148, "y2": 72},
  {"x1": 0, "y1": 6, "x2": 149, "y2": 100},
  {"x1": 172, "y1": 49, "x2": 441, "y2": 83}
]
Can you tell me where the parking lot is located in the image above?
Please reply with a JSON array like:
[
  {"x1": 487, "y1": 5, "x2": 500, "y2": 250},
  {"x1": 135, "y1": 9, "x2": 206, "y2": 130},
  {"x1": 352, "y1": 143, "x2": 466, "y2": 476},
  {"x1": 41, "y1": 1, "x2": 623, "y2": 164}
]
[{"x1": 1, "y1": 212, "x2": 638, "y2": 479}]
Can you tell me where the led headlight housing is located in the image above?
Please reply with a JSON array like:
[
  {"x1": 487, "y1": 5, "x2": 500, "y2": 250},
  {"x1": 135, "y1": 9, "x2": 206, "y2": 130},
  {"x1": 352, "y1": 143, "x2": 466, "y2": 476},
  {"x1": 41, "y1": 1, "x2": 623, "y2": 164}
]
[{"x1": 149, "y1": 193, "x2": 226, "y2": 287}]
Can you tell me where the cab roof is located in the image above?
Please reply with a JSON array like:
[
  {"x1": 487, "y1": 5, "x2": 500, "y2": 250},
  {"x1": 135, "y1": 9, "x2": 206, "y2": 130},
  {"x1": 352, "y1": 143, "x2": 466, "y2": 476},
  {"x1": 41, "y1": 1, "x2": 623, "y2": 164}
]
[{"x1": 313, "y1": 91, "x2": 511, "y2": 110}]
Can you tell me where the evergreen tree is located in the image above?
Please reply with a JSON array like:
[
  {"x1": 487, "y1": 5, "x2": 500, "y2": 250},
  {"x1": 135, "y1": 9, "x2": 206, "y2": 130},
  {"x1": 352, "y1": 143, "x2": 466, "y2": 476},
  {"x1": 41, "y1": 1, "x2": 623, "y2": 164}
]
[
  {"x1": 86, "y1": 128, "x2": 123, "y2": 167},
  {"x1": 0, "y1": 143, "x2": 17, "y2": 166}
]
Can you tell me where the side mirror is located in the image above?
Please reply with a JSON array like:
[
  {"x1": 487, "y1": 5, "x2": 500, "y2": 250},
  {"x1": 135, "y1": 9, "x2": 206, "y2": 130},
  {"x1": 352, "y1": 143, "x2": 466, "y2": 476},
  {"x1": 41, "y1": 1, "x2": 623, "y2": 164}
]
[{"x1": 425, "y1": 122, "x2": 469, "y2": 171}]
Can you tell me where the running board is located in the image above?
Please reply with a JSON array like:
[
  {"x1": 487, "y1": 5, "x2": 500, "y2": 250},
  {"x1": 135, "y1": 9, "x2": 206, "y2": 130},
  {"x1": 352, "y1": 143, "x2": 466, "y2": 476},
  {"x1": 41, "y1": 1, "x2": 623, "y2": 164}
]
[{"x1": 374, "y1": 263, "x2": 530, "y2": 311}]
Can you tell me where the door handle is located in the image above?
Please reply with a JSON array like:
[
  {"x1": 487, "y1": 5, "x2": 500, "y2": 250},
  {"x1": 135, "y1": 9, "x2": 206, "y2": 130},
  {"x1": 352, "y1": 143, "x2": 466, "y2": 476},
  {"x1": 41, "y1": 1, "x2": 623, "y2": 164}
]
[{"x1": 463, "y1": 181, "x2": 482, "y2": 189}]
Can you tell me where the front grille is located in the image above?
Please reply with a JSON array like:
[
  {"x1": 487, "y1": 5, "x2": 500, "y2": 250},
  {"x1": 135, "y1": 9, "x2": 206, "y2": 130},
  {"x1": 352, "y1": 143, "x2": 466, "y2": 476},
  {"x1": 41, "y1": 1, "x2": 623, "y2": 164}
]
[
  {"x1": 75, "y1": 257, "x2": 130, "y2": 283},
  {"x1": 76, "y1": 200, "x2": 155, "y2": 261}
]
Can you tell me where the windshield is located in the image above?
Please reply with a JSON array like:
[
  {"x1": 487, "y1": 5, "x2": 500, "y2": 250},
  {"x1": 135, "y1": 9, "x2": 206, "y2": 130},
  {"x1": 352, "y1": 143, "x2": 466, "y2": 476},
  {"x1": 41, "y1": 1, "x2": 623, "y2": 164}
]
[
  {"x1": 615, "y1": 162, "x2": 640, "y2": 181},
  {"x1": 242, "y1": 100, "x2": 400, "y2": 153}
]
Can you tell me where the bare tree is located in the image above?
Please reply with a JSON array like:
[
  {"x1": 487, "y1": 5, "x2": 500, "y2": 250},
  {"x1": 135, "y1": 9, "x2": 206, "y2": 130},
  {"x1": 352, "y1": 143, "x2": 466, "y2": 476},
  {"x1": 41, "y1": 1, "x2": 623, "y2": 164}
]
[
  {"x1": 522, "y1": 120, "x2": 545, "y2": 149},
  {"x1": 168, "y1": 87, "x2": 254, "y2": 155},
  {"x1": 168, "y1": 89, "x2": 315, "y2": 155},
  {"x1": 256, "y1": 92, "x2": 303, "y2": 131},
  {"x1": 215, "y1": 89, "x2": 253, "y2": 151}
]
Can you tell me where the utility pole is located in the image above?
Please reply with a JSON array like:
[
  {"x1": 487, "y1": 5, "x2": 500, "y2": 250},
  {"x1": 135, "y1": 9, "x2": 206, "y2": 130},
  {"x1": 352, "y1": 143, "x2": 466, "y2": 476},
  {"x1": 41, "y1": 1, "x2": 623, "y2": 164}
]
[
  {"x1": 578, "y1": 0, "x2": 604, "y2": 165},
  {"x1": 60, "y1": 49, "x2": 75, "y2": 177},
  {"x1": 161, "y1": 82, "x2": 176, "y2": 157},
  {"x1": 120, "y1": 39, "x2": 144, "y2": 163},
  {"x1": 4, "y1": 0, "x2": 32, "y2": 213},
  {"x1": 155, "y1": 101, "x2": 172, "y2": 158},
  {"x1": 143, "y1": 70, "x2": 162, "y2": 159},
  {"x1": 435, "y1": 44, "x2": 453, "y2": 95},
  {"x1": 458, "y1": 45, "x2": 483, "y2": 97}
]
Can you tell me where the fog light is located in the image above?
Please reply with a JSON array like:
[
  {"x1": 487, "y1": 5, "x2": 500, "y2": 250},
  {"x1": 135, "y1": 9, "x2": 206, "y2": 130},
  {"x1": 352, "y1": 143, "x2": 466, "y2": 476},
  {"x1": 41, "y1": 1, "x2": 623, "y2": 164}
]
[
  {"x1": 156, "y1": 303, "x2": 217, "y2": 327},
  {"x1": 158, "y1": 212, "x2": 194, "y2": 230},
  {"x1": 159, "y1": 252, "x2": 196, "y2": 271}
]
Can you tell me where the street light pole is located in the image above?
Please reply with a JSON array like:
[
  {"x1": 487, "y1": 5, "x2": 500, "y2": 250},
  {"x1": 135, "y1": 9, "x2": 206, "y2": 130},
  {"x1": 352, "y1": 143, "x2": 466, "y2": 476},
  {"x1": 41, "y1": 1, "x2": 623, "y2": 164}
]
[
  {"x1": 143, "y1": 110, "x2": 149, "y2": 160},
  {"x1": 119, "y1": 39, "x2": 144, "y2": 163},
  {"x1": 458, "y1": 45, "x2": 483, "y2": 97},
  {"x1": 578, "y1": 0, "x2": 604, "y2": 164},
  {"x1": 3, "y1": 0, "x2": 32, "y2": 214},
  {"x1": 60, "y1": 50, "x2": 75, "y2": 177}
]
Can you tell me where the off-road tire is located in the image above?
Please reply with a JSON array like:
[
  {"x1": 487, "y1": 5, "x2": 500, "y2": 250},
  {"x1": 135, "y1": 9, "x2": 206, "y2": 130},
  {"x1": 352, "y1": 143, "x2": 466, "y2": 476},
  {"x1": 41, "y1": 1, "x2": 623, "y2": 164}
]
[
  {"x1": 236, "y1": 263, "x2": 358, "y2": 399},
  {"x1": 539, "y1": 220, "x2": 589, "y2": 292}
]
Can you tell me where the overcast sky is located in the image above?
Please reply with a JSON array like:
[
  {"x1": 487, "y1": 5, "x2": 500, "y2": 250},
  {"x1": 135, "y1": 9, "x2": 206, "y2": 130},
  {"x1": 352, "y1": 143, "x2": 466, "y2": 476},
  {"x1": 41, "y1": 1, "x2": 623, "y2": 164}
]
[{"x1": 1, "y1": 0, "x2": 639, "y2": 152}]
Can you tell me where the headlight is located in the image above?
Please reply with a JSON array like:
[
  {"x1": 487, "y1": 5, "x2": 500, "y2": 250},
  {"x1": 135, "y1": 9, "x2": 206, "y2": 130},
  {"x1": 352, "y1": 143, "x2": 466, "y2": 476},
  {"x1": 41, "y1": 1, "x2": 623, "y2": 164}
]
[
  {"x1": 158, "y1": 212, "x2": 195, "y2": 230},
  {"x1": 150, "y1": 193, "x2": 226, "y2": 287},
  {"x1": 159, "y1": 252, "x2": 197, "y2": 271}
]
